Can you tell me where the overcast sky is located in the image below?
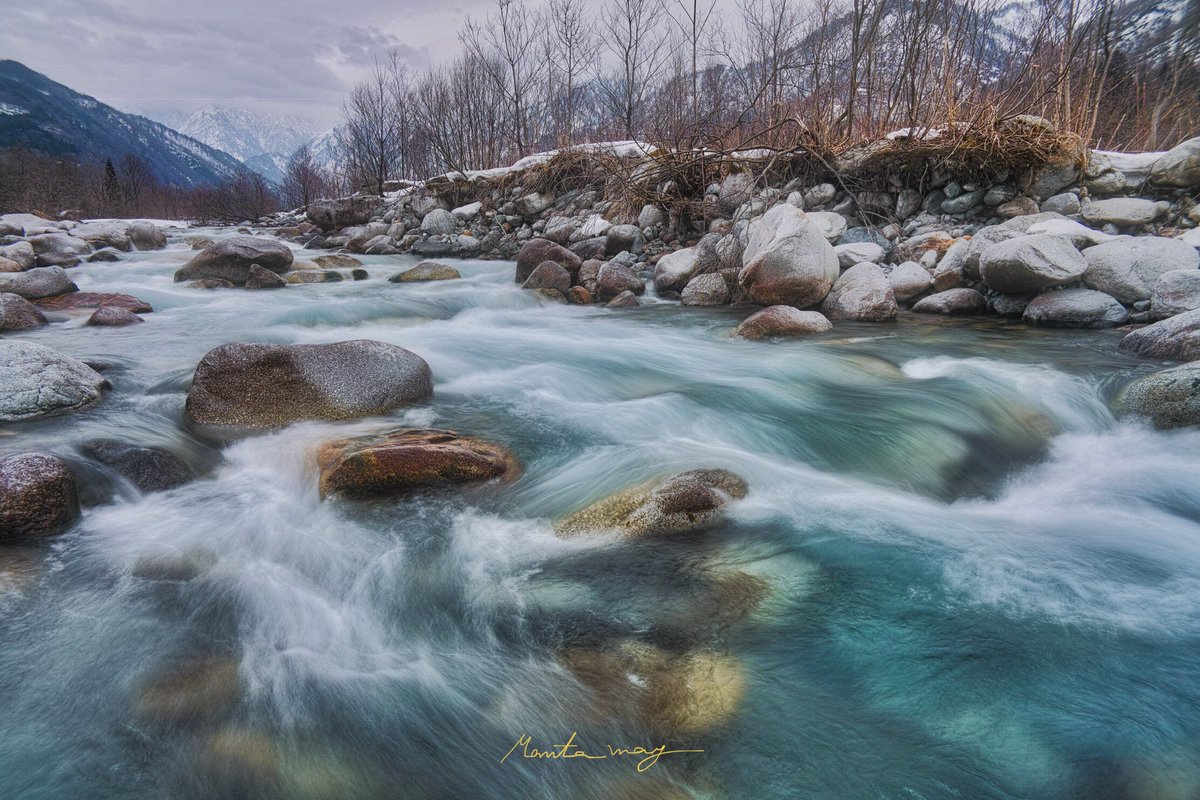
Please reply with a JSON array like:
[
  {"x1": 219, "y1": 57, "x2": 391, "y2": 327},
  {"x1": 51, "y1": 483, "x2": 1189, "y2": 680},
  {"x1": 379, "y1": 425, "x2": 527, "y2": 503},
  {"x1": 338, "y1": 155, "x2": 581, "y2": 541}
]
[{"x1": 1, "y1": 0, "x2": 499, "y2": 126}]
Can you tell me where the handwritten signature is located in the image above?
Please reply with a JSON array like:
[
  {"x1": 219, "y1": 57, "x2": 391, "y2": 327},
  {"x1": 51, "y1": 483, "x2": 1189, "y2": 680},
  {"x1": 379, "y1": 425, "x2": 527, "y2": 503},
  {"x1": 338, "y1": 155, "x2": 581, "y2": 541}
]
[{"x1": 501, "y1": 732, "x2": 703, "y2": 773}]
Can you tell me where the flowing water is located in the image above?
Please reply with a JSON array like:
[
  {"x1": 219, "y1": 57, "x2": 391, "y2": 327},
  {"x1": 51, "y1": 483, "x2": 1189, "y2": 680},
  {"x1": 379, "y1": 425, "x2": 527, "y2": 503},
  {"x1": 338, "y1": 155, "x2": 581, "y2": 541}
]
[{"x1": 2, "y1": 230, "x2": 1199, "y2": 800}]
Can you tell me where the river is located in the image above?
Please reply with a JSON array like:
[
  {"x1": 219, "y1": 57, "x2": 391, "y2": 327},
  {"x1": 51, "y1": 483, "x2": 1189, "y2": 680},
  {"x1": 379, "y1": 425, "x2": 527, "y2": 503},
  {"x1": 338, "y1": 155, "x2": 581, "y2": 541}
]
[{"x1": 2, "y1": 230, "x2": 1198, "y2": 800}]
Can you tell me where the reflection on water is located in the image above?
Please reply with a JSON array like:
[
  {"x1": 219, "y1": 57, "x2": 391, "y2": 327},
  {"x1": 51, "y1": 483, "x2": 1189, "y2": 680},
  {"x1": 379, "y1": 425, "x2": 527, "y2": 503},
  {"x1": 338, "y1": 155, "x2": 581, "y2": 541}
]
[{"x1": 1, "y1": 231, "x2": 1199, "y2": 799}]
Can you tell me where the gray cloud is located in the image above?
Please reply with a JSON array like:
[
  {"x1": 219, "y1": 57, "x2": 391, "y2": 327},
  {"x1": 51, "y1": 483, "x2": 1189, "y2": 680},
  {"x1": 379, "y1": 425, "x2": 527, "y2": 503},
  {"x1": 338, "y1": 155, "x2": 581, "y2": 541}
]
[{"x1": 0, "y1": 0, "x2": 489, "y2": 126}]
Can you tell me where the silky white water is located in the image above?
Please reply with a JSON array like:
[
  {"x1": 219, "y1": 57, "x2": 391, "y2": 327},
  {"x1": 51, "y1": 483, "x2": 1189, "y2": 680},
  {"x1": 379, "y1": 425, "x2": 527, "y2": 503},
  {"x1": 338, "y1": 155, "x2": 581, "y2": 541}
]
[{"x1": 1, "y1": 231, "x2": 1198, "y2": 799}]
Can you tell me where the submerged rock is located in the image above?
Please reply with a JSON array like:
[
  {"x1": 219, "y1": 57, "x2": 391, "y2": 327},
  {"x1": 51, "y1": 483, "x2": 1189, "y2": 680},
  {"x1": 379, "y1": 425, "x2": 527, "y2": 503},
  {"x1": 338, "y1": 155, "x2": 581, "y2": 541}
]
[
  {"x1": 735, "y1": 306, "x2": 832, "y2": 339},
  {"x1": 1118, "y1": 309, "x2": 1200, "y2": 362},
  {"x1": 185, "y1": 340, "x2": 433, "y2": 431},
  {"x1": 1117, "y1": 363, "x2": 1200, "y2": 428},
  {"x1": 0, "y1": 341, "x2": 109, "y2": 421},
  {"x1": 561, "y1": 641, "x2": 745, "y2": 736},
  {"x1": 555, "y1": 469, "x2": 748, "y2": 539},
  {"x1": 174, "y1": 236, "x2": 294, "y2": 285},
  {"x1": 316, "y1": 428, "x2": 517, "y2": 499},
  {"x1": 134, "y1": 656, "x2": 241, "y2": 725},
  {"x1": 80, "y1": 440, "x2": 192, "y2": 493},
  {"x1": 390, "y1": 261, "x2": 460, "y2": 282},
  {"x1": 0, "y1": 453, "x2": 79, "y2": 539}
]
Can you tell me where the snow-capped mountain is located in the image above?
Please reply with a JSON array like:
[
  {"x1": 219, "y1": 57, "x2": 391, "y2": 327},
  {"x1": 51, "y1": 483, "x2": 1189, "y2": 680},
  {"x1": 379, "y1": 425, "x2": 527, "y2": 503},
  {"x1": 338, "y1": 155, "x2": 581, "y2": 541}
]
[
  {"x1": 174, "y1": 105, "x2": 320, "y2": 164},
  {"x1": 0, "y1": 60, "x2": 244, "y2": 187}
]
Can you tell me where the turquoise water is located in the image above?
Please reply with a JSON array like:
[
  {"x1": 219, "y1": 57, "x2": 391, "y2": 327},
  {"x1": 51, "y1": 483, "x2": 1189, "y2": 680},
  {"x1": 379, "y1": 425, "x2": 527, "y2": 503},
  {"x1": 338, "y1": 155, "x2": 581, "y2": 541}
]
[{"x1": 1, "y1": 233, "x2": 1198, "y2": 799}]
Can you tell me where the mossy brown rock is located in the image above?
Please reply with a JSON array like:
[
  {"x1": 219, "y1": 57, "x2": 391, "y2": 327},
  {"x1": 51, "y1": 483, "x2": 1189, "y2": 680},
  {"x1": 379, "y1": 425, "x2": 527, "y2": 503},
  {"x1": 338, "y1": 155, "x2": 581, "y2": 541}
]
[
  {"x1": 561, "y1": 641, "x2": 746, "y2": 736},
  {"x1": 555, "y1": 469, "x2": 748, "y2": 539},
  {"x1": 390, "y1": 261, "x2": 461, "y2": 282},
  {"x1": 317, "y1": 428, "x2": 517, "y2": 499},
  {"x1": 134, "y1": 656, "x2": 240, "y2": 725},
  {"x1": 0, "y1": 453, "x2": 79, "y2": 539},
  {"x1": 185, "y1": 340, "x2": 433, "y2": 432},
  {"x1": 312, "y1": 254, "x2": 363, "y2": 270},
  {"x1": 35, "y1": 291, "x2": 152, "y2": 313}
]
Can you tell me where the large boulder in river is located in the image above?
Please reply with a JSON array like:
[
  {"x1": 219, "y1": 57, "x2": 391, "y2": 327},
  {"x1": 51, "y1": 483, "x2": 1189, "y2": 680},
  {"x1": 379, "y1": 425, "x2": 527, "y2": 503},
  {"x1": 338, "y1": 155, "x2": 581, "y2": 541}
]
[
  {"x1": 0, "y1": 293, "x2": 47, "y2": 331},
  {"x1": 555, "y1": 469, "x2": 748, "y2": 539},
  {"x1": 184, "y1": 340, "x2": 433, "y2": 431},
  {"x1": 316, "y1": 428, "x2": 517, "y2": 499},
  {"x1": 734, "y1": 306, "x2": 831, "y2": 339},
  {"x1": 0, "y1": 341, "x2": 109, "y2": 421},
  {"x1": 1118, "y1": 308, "x2": 1200, "y2": 362},
  {"x1": 0, "y1": 453, "x2": 79, "y2": 539},
  {"x1": 820, "y1": 263, "x2": 897, "y2": 321},
  {"x1": 306, "y1": 196, "x2": 381, "y2": 230},
  {"x1": 174, "y1": 237, "x2": 293, "y2": 285},
  {"x1": 1150, "y1": 137, "x2": 1200, "y2": 188},
  {"x1": 1083, "y1": 237, "x2": 1200, "y2": 304},
  {"x1": 1021, "y1": 288, "x2": 1129, "y2": 328},
  {"x1": 129, "y1": 220, "x2": 167, "y2": 250},
  {"x1": 1117, "y1": 363, "x2": 1200, "y2": 428},
  {"x1": 0, "y1": 266, "x2": 77, "y2": 299},
  {"x1": 515, "y1": 238, "x2": 581, "y2": 284},
  {"x1": 71, "y1": 221, "x2": 131, "y2": 251},
  {"x1": 738, "y1": 205, "x2": 839, "y2": 307},
  {"x1": 978, "y1": 234, "x2": 1086, "y2": 293}
]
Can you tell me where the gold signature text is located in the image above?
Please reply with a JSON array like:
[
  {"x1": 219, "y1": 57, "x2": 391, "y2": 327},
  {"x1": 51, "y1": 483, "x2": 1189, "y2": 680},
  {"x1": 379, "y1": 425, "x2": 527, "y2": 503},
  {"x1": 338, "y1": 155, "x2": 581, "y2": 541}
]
[{"x1": 501, "y1": 731, "x2": 703, "y2": 772}]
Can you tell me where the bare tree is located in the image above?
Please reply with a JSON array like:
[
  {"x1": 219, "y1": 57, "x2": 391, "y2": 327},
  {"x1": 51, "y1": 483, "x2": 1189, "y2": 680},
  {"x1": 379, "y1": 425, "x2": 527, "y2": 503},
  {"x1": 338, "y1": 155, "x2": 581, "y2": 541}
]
[
  {"x1": 666, "y1": 0, "x2": 719, "y2": 134},
  {"x1": 546, "y1": 0, "x2": 597, "y2": 146},
  {"x1": 340, "y1": 53, "x2": 404, "y2": 194},
  {"x1": 596, "y1": 0, "x2": 671, "y2": 139},
  {"x1": 462, "y1": 0, "x2": 548, "y2": 157},
  {"x1": 281, "y1": 142, "x2": 333, "y2": 210}
]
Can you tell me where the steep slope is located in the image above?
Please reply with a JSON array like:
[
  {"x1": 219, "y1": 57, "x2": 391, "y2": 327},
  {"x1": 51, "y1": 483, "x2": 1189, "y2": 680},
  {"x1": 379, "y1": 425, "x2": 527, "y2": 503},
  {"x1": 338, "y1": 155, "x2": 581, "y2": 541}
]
[
  {"x1": 0, "y1": 60, "x2": 244, "y2": 188},
  {"x1": 174, "y1": 105, "x2": 319, "y2": 163}
]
